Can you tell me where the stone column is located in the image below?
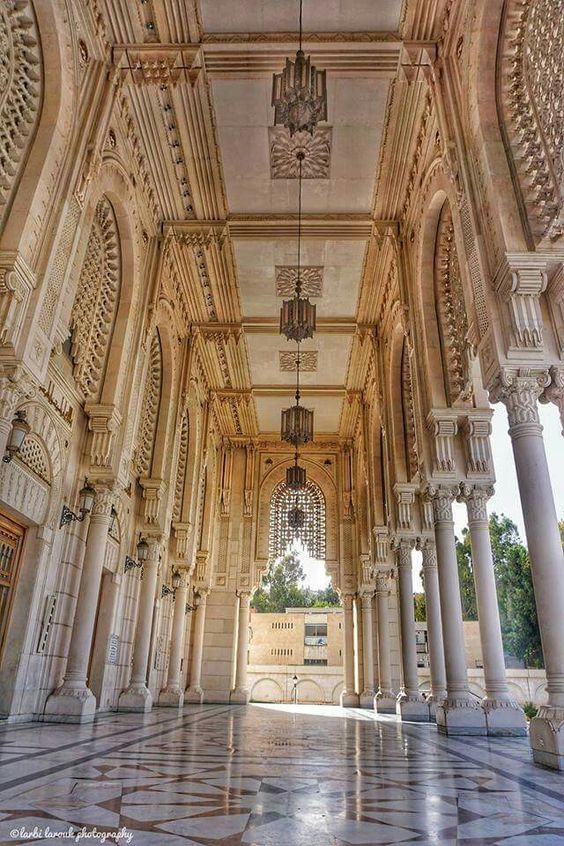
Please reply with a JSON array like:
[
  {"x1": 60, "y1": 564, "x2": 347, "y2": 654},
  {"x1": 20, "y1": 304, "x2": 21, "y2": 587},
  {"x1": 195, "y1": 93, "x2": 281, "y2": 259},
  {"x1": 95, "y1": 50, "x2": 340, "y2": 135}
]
[
  {"x1": 430, "y1": 485, "x2": 487, "y2": 735},
  {"x1": 492, "y1": 371, "x2": 564, "y2": 767},
  {"x1": 44, "y1": 488, "x2": 114, "y2": 723},
  {"x1": 159, "y1": 569, "x2": 190, "y2": 707},
  {"x1": 420, "y1": 541, "x2": 447, "y2": 718},
  {"x1": 374, "y1": 574, "x2": 396, "y2": 713},
  {"x1": 359, "y1": 592, "x2": 375, "y2": 708},
  {"x1": 231, "y1": 591, "x2": 252, "y2": 704},
  {"x1": 185, "y1": 589, "x2": 208, "y2": 703},
  {"x1": 119, "y1": 537, "x2": 161, "y2": 712},
  {"x1": 396, "y1": 541, "x2": 428, "y2": 721},
  {"x1": 340, "y1": 593, "x2": 359, "y2": 707},
  {"x1": 460, "y1": 485, "x2": 527, "y2": 735}
]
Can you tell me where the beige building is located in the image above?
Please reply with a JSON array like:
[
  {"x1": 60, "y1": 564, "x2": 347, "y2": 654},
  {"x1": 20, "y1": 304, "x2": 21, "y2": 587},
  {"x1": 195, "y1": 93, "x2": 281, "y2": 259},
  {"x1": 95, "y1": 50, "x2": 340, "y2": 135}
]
[
  {"x1": 249, "y1": 607, "x2": 343, "y2": 667},
  {"x1": 0, "y1": 0, "x2": 563, "y2": 775}
]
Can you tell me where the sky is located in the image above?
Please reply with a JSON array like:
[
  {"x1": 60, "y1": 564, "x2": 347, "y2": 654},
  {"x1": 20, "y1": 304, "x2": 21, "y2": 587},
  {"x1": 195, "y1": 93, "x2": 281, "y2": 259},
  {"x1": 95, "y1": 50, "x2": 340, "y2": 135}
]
[{"x1": 297, "y1": 402, "x2": 563, "y2": 593}]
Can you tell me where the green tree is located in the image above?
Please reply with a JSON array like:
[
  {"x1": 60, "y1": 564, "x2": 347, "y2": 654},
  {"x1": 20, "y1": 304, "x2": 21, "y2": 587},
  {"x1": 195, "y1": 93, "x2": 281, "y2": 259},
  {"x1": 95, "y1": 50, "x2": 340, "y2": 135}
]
[
  {"x1": 251, "y1": 551, "x2": 340, "y2": 612},
  {"x1": 455, "y1": 528, "x2": 478, "y2": 620},
  {"x1": 488, "y1": 513, "x2": 543, "y2": 668},
  {"x1": 413, "y1": 592, "x2": 426, "y2": 622}
]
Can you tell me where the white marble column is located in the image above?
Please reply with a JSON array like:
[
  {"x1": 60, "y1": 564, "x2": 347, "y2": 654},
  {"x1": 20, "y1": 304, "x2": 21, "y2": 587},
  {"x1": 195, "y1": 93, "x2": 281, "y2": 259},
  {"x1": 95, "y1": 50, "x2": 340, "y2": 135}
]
[
  {"x1": 340, "y1": 593, "x2": 359, "y2": 707},
  {"x1": 231, "y1": 591, "x2": 252, "y2": 704},
  {"x1": 44, "y1": 488, "x2": 114, "y2": 723},
  {"x1": 374, "y1": 574, "x2": 396, "y2": 713},
  {"x1": 359, "y1": 591, "x2": 376, "y2": 708},
  {"x1": 185, "y1": 589, "x2": 208, "y2": 703},
  {"x1": 460, "y1": 485, "x2": 527, "y2": 735},
  {"x1": 119, "y1": 537, "x2": 161, "y2": 712},
  {"x1": 396, "y1": 540, "x2": 428, "y2": 721},
  {"x1": 430, "y1": 485, "x2": 487, "y2": 735},
  {"x1": 492, "y1": 371, "x2": 564, "y2": 767},
  {"x1": 420, "y1": 541, "x2": 447, "y2": 717},
  {"x1": 159, "y1": 569, "x2": 190, "y2": 707}
]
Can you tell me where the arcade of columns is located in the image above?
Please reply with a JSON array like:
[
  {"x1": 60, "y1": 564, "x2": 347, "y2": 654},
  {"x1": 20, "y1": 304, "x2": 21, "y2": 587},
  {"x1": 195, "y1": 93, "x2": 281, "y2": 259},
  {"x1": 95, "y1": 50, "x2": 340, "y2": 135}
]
[{"x1": 0, "y1": 0, "x2": 563, "y2": 771}]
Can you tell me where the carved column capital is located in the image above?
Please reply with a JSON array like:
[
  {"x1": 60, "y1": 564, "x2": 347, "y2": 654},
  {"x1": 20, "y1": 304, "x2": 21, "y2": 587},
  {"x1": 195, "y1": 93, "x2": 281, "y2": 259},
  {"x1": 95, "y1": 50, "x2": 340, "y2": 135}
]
[
  {"x1": 236, "y1": 590, "x2": 252, "y2": 606},
  {"x1": 420, "y1": 540, "x2": 438, "y2": 571},
  {"x1": 458, "y1": 484, "x2": 495, "y2": 523},
  {"x1": 375, "y1": 572, "x2": 392, "y2": 595},
  {"x1": 91, "y1": 486, "x2": 116, "y2": 520},
  {"x1": 341, "y1": 592, "x2": 355, "y2": 611},
  {"x1": 541, "y1": 365, "x2": 564, "y2": 434},
  {"x1": 424, "y1": 484, "x2": 458, "y2": 524},
  {"x1": 489, "y1": 368, "x2": 549, "y2": 433},
  {"x1": 360, "y1": 590, "x2": 374, "y2": 610},
  {"x1": 0, "y1": 363, "x2": 36, "y2": 420}
]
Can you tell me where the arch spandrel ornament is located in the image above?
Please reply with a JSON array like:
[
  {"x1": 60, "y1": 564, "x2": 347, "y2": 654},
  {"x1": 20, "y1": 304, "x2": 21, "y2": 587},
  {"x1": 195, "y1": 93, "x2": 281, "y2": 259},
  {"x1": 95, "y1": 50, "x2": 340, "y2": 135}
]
[
  {"x1": 0, "y1": 0, "x2": 42, "y2": 234},
  {"x1": 133, "y1": 330, "x2": 163, "y2": 479}
]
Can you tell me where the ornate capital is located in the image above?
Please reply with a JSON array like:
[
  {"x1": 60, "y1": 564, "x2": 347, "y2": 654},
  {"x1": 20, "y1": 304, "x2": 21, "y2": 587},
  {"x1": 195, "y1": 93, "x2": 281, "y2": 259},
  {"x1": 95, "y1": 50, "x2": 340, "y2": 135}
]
[
  {"x1": 458, "y1": 484, "x2": 495, "y2": 523},
  {"x1": 375, "y1": 573, "x2": 391, "y2": 595},
  {"x1": 420, "y1": 541, "x2": 438, "y2": 571},
  {"x1": 489, "y1": 368, "x2": 549, "y2": 433},
  {"x1": 341, "y1": 592, "x2": 355, "y2": 611},
  {"x1": 394, "y1": 537, "x2": 414, "y2": 569},
  {"x1": 0, "y1": 364, "x2": 36, "y2": 421},
  {"x1": 541, "y1": 366, "x2": 564, "y2": 435},
  {"x1": 497, "y1": 256, "x2": 548, "y2": 350},
  {"x1": 91, "y1": 487, "x2": 116, "y2": 520},
  {"x1": 425, "y1": 484, "x2": 458, "y2": 524},
  {"x1": 360, "y1": 591, "x2": 374, "y2": 610}
]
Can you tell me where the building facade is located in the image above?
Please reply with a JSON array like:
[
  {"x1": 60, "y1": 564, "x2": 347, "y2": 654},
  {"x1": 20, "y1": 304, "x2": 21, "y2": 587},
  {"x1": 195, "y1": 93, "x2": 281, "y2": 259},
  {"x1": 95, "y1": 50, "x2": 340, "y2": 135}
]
[{"x1": 0, "y1": 0, "x2": 563, "y2": 770}]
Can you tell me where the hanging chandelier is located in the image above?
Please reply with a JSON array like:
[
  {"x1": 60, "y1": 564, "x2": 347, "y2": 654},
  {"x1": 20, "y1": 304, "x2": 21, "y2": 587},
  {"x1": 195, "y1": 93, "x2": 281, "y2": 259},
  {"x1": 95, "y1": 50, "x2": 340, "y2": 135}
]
[
  {"x1": 279, "y1": 152, "x2": 316, "y2": 342},
  {"x1": 286, "y1": 459, "x2": 306, "y2": 489},
  {"x1": 287, "y1": 503, "x2": 306, "y2": 530},
  {"x1": 281, "y1": 394, "x2": 314, "y2": 445},
  {"x1": 272, "y1": 0, "x2": 327, "y2": 137}
]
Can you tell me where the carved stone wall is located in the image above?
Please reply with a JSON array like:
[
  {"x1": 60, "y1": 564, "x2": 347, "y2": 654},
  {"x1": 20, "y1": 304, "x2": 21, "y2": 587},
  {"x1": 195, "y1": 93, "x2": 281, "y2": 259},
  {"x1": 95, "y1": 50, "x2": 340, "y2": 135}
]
[
  {"x1": 70, "y1": 197, "x2": 121, "y2": 399},
  {"x1": 0, "y1": 0, "x2": 42, "y2": 232},
  {"x1": 172, "y1": 411, "x2": 189, "y2": 522}
]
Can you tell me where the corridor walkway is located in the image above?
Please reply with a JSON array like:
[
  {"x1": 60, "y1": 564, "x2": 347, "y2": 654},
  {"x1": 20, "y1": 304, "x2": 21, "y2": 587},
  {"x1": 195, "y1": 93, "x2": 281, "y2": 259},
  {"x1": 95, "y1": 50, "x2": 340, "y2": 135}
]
[{"x1": 0, "y1": 704, "x2": 562, "y2": 845}]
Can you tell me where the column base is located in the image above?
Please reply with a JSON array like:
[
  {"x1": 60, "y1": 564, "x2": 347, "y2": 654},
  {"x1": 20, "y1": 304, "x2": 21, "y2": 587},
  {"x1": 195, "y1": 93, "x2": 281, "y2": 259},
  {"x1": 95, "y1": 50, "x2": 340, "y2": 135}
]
[
  {"x1": 340, "y1": 690, "x2": 360, "y2": 707},
  {"x1": 482, "y1": 698, "x2": 527, "y2": 736},
  {"x1": 230, "y1": 688, "x2": 250, "y2": 705},
  {"x1": 158, "y1": 686, "x2": 184, "y2": 708},
  {"x1": 397, "y1": 694, "x2": 430, "y2": 722},
  {"x1": 426, "y1": 693, "x2": 446, "y2": 722},
  {"x1": 530, "y1": 706, "x2": 564, "y2": 770},
  {"x1": 118, "y1": 683, "x2": 153, "y2": 713},
  {"x1": 374, "y1": 691, "x2": 397, "y2": 714},
  {"x1": 359, "y1": 689, "x2": 376, "y2": 709},
  {"x1": 436, "y1": 697, "x2": 487, "y2": 735},
  {"x1": 43, "y1": 685, "x2": 97, "y2": 724},
  {"x1": 185, "y1": 686, "x2": 204, "y2": 704}
]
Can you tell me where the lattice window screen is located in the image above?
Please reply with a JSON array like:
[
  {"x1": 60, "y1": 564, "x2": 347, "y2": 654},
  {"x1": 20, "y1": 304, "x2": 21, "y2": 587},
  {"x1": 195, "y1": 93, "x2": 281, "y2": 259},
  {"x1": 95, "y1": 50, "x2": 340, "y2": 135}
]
[{"x1": 269, "y1": 479, "x2": 326, "y2": 561}]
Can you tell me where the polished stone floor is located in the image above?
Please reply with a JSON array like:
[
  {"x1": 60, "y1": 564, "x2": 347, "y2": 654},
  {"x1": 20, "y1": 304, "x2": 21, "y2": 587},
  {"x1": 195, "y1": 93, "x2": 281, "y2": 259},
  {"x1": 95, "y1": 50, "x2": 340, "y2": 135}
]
[{"x1": 0, "y1": 703, "x2": 562, "y2": 845}]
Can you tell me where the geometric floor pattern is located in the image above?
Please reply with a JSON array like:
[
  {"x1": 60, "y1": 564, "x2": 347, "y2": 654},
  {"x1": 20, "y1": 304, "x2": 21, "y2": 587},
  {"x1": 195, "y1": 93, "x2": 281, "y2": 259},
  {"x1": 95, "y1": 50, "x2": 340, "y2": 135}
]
[{"x1": 0, "y1": 703, "x2": 563, "y2": 845}]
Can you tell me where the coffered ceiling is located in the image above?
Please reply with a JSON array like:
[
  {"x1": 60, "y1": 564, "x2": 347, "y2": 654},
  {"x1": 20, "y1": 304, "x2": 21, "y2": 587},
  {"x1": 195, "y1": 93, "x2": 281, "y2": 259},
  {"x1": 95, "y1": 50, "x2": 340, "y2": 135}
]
[{"x1": 106, "y1": 0, "x2": 438, "y2": 440}]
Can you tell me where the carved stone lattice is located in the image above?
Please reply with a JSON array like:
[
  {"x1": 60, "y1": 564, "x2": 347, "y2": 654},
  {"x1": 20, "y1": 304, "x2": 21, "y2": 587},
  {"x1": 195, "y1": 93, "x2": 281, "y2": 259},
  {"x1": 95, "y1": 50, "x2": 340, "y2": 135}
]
[
  {"x1": 401, "y1": 342, "x2": 418, "y2": 480},
  {"x1": 16, "y1": 434, "x2": 50, "y2": 483},
  {"x1": 70, "y1": 198, "x2": 121, "y2": 399},
  {"x1": 501, "y1": 0, "x2": 564, "y2": 241},
  {"x1": 172, "y1": 412, "x2": 189, "y2": 522},
  {"x1": 275, "y1": 266, "x2": 323, "y2": 298},
  {"x1": 269, "y1": 127, "x2": 332, "y2": 179},
  {"x1": 0, "y1": 0, "x2": 42, "y2": 230},
  {"x1": 279, "y1": 351, "x2": 318, "y2": 372},
  {"x1": 133, "y1": 332, "x2": 162, "y2": 478},
  {"x1": 434, "y1": 202, "x2": 470, "y2": 403},
  {"x1": 269, "y1": 479, "x2": 326, "y2": 561}
]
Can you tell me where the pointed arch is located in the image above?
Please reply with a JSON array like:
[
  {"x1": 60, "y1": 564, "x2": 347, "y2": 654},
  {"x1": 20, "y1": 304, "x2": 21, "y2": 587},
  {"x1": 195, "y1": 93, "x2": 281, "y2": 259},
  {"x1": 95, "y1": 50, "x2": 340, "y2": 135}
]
[{"x1": 69, "y1": 197, "x2": 121, "y2": 400}]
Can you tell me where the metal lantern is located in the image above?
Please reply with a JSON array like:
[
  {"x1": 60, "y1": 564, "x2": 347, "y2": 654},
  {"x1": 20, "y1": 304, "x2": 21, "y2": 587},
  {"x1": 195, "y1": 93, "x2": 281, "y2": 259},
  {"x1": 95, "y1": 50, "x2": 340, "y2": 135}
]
[
  {"x1": 286, "y1": 462, "x2": 306, "y2": 489},
  {"x1": 272, "y1": 49, "x2": 327, "y2": 137},
  {"x1": 287, "y1": 505, "x2": 305, "y2": 529},
  {"x1": 78, "y1": 482, "x2": 96, "y2": 515},
  {"x1": 2, "y1": 410, "x2": 30, "y2": 463},
  {"x1": 279, "y1": 295, "x2": 316, "y2": 342},
  {"x1": 137, "y1": 537, "x2": 149, "y2": 562},
  {"x1": 281, "y1": 403, "x2": 314, "y2": 445}
]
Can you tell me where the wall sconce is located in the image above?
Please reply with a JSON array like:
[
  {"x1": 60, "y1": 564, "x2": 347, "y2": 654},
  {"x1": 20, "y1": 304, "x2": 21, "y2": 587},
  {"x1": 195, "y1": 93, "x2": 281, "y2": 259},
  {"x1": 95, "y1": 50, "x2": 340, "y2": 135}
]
[
  {"x1": 171, "y1": 569, "x2": 181, "y2": 590},
  {"x1": 161, "y1": 584, "x2": 174, "y2": 599},
  {"x1": 136, "y1": 537, "x2": 149, "y2": 562},
  {"x1": 59, "y1": 481, "x2": 96, "y2": 528},
  {"x1": 108, "y1": 505, "x2": 118, "y2": 537},
  {"x1": 2, "y1": 410, "x2": 30, "y2": 463}
]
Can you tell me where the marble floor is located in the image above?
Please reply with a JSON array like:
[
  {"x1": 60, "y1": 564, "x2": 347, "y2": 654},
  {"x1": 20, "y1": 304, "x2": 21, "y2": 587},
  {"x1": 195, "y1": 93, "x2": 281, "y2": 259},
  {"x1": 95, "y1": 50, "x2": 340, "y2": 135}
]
[{"x1": 0, "y1": 704, "x2": 562, "y2": 845}]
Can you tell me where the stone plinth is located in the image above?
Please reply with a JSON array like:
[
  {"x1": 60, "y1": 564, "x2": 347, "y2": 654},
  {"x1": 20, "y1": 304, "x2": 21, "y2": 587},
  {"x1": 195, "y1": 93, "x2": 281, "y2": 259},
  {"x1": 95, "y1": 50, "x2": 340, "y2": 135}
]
[
  {"x1": 436, "y1": 699, "x2": 487, "y2": 736},
  {"x1": 530, "y1": 707, "x2": 564, "y2": 769},
  {"x1": 43, "y1": 685, "x2": 96, "y2": 724}
]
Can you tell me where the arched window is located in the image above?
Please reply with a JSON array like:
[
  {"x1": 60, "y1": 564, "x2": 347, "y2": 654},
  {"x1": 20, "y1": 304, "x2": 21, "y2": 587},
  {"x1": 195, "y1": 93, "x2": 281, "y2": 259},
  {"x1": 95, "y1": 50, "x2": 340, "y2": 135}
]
[
  {"x1": 0, "y1": 0, "x2": 42, "y2": 233},
  {"x1": 70, "y1": 197, "x2": 121, "y2": 399},
  {"x1": 433, "y1": 201, "x2": 470, "y2": 404},
  {"x1": 269, "y1": 479, "x2": 326, "y2": 561},
  {"x1": 133, "y1": 331, "x2": 162, "y2": 478}
]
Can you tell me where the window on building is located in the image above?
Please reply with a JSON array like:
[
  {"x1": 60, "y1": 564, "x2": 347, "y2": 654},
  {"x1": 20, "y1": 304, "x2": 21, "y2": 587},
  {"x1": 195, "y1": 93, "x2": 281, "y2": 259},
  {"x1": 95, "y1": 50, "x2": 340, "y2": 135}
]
[
  {"x1": 304, "y1": 623, "x2": 327, "y2": 645},
  {"x1": 269, "y1": 479, "x2": 326, "y2": 560},
  {"x1": 304, "y1": 658, "x2": 327, "y2": 666}
]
